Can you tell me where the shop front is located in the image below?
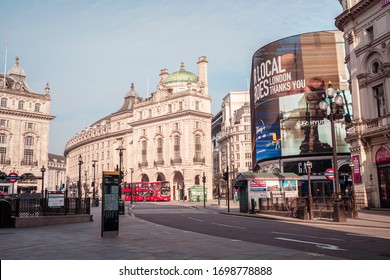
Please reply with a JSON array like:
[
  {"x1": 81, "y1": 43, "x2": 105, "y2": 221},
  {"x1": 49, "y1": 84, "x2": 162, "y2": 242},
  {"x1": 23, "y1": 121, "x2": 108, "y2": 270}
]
[{"x1": 376, "y1": 147, "x2": 390, "y2": 208}]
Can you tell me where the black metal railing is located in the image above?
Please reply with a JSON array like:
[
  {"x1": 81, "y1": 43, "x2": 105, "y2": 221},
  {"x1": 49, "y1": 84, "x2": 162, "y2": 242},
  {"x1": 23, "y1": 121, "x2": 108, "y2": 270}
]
[
  {"x1": 9, "y1": 197, "x2": 90, "y2": 218},
  {"x1": 256, "y1": 195, "x2": 356, "y2": 220}
]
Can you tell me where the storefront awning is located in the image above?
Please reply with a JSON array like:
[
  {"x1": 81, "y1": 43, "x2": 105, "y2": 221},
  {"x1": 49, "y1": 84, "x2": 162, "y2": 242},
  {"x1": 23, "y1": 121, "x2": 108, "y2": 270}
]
[{"x1": 235, "y1": 172, "x2": 300, "y2": 186}]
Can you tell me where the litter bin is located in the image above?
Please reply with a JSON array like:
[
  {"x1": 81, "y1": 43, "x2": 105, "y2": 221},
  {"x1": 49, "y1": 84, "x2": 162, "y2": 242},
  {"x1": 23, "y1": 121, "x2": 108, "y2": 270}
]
[
  {"x1": 0, "y1": 199, "x2": 12, "y2": 228},
  {"x1": 118, "y1": 199, "x2": 125, "y2": 215}
]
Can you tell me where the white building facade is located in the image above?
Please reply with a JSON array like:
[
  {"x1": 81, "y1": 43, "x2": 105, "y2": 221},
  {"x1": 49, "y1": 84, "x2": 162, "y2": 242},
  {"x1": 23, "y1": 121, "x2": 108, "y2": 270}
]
[
  {"x1": 336, "y1": 0, "x2": 390, "y2": 208},
  {"x1": 48, "y1": 153, "x2": 66, "y2": 191},
  {"x1": 0, "y1": 57, "x2": 55, "y2": 194},
  {"x1": 64, "y1": 56, "x2": 213, "y2": 201},
  {"x1": 216, "y1": 91, "x2": 251, "y2": 198}
]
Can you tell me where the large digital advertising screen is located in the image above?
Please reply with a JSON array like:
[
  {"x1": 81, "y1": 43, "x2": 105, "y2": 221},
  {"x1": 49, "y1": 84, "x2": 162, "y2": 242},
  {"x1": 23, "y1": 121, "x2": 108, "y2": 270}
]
[{"x1": 250, "y1": 31, "x2": 351, "y2": 164}]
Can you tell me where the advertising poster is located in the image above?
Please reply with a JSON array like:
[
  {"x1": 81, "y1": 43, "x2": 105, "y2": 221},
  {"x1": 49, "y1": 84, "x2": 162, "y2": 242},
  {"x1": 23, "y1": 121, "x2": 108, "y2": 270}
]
[
  {"x1": 249, "y1": 180, "x2": 267, "y2": 198},
  {"x1": 250, "y1": 31, "x2": 351, "y2": 164},
  {"x1": 266, "y1": 180, "x2": 282, "y2": 198},
  {"x1": 281, "y1": 180, "x2": 298, "y2": 198}
]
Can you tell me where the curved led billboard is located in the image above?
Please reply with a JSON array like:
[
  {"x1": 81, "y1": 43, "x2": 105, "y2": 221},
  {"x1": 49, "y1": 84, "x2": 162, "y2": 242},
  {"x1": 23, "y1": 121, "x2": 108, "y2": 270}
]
[{"x1": 250, "y1": 31, "x2": 351, "y2": 164}]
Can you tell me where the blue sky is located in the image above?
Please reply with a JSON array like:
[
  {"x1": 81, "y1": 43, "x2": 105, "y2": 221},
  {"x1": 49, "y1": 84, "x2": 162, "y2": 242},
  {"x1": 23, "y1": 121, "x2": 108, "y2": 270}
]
[{"x1": 0, "y1": 0, "x2": 343, "y2": 155}]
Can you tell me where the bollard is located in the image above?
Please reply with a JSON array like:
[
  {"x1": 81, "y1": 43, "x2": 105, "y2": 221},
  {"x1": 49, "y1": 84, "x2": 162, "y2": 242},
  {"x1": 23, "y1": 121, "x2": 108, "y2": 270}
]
[{"x1": 333, "y1": 201, "x2": 347, "y2": 222}]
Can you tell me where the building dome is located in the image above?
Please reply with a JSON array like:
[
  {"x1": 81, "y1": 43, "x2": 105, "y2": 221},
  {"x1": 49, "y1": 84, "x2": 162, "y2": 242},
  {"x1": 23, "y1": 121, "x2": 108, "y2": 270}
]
[
  {"x1": 125, "y1": 82, "x2": 138, "y2": 97},
  {"x1": 7, "y1": 57, "x2": 26, "y2": 77},
  {"x1": 164, "y1": 62, "x2": 198, "y2": 85}
]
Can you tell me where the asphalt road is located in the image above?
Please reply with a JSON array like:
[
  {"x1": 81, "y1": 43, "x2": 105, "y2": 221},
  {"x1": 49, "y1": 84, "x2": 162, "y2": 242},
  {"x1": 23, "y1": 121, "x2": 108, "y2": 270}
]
[{"x1": 131, "y1": 203, "x2": 390, "y2": 260}]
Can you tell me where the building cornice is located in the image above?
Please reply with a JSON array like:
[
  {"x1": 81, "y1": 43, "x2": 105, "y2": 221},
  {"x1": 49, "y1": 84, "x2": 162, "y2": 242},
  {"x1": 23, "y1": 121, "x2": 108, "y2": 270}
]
[
  {"x1": 0, "y1": 88, "x2": 51, "y2": 101},
  {"x1": 64, "y1": 128, "x2": 133, "y2": 157},
  {"x1": 131, "y1": 110, "x2": 212, "y2": 127},
  {"x1": 0, "y1": 108, "x2": 55, "y2": 120},
  {"x1": 335, "y1": 0, "x2": 376, "y2": 31}
]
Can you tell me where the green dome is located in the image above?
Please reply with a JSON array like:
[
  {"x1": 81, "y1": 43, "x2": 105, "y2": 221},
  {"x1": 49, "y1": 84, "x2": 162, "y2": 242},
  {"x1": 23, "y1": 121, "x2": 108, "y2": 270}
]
[{"x1": 164, "y1": 62, "x2": 198, "y2": 85}]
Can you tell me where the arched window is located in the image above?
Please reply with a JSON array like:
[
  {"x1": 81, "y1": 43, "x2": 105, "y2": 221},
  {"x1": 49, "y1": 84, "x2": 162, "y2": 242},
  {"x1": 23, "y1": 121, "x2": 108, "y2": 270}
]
[
  {"x1": 195, "y1": 101, "x2": 200, "y2": 110},
  {"x1": 194, "y1": 175, "x2": 200, "y2": 185}
]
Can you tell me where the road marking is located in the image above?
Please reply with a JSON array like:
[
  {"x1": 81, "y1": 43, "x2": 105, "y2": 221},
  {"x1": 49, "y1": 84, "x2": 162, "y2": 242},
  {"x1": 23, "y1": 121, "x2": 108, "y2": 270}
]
[
  {"x1": 275, "y1": 237, "x2": 347, "y2": 251},
  {"x1": 272, "y1": 231, "x2": 345, "y2": 241},
  {"x1": 212, "y1": 223, "x2": 247, "y2": 230},
  {"x1": 346, "y1": 233, "x2": 369, "y2": 237},
  {"x1": 188, "y1": 217, "x2": 204, "y2": 222}
]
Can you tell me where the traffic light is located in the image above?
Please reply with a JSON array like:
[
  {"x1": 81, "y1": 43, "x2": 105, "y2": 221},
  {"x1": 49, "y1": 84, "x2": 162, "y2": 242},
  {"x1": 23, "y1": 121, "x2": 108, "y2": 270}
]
[
  {"x1": 223, "y1": 171, "x2": 228, "y2": 181},
  {"x1": 202, "y1": 175, "x2": 206, "y2": 183}
]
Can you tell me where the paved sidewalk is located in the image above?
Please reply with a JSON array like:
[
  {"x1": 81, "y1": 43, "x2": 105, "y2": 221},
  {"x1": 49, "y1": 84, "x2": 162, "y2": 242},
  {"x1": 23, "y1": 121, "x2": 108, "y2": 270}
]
[
  {"x1": 0, "y1": 203, "x2": 341, "y2": 260},
  {"x1": 1, "y1": 201, "x2": 389, "y2": 260}
]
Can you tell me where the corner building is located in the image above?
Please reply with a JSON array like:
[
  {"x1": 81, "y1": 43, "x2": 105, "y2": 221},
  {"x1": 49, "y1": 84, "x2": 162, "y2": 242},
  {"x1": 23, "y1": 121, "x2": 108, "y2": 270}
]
[
  {"x1": 250, "y1": 31, "x2": 354, "y2": 199},
  {"x1": 0, "y1": 57, "x2": 55, "y2": 194},
  {"x1": 336, "y1": 0, "x2": 390, "y2": 208},
  {"x1": 64, "y1": 56, "x2": 213, "y2": 201}
]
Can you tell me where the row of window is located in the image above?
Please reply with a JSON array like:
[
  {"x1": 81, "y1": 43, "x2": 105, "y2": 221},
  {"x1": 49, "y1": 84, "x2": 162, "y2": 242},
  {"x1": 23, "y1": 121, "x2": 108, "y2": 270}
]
[
  {"x1": 140, "y1": 135, "x2": 203, "y2": 163},
  {"x1": 0, "y1": 134, "x2": 36, "y2": 165},
  {"x1": 0, "y1": 97, "x2": 42, "y2": 112},
  {"x1": 0, "y1": 119, "x2": 37, "y2": 130}
]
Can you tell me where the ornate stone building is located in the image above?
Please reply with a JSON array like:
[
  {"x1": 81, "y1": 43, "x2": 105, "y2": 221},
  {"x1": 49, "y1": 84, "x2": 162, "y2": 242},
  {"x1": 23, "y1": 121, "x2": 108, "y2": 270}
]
[
  {"x1": 64, "y1": 56, "x2": 213, "y2": 201},
  {"x1": 215, "y1": 91, "x2": 251, "y2": 198},
  {"x1": 336, "y1": 0, "x2": 390, "y2": 208},
  {"x1": 48, "y1": 153, "x2": 66, "y2": 191},
  {"x1": 0, "y1": 57, "x2": 55, "y2": 194}
]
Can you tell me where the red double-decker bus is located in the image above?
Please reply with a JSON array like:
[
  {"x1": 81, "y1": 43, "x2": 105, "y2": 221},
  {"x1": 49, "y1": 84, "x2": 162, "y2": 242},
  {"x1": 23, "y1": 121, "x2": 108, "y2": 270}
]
[{"x1": 122, "y1": 181, "x2": 171, "y2": 202}]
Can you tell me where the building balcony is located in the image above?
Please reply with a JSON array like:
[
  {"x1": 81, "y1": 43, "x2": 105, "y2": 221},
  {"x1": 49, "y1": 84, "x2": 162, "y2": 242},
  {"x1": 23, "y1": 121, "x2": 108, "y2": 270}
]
[
  {"x1": 193, "y1": 156, "x2": 205, "y2": 164},
  {"x1": 154, "y1": 160, "x2": 165, "y2": 167},
  {"x1": 346, "y1": 115, "x2": 390, "y2": 142},
  {"x1": 21, "y1": 160, "x2": 38, "y2": 166},
  {"x1": 170, "y1": 158, "x2": 182, "y2": 165},
  {"x1": 138, "y1": 161, "x2": 148, "y2": 168}
]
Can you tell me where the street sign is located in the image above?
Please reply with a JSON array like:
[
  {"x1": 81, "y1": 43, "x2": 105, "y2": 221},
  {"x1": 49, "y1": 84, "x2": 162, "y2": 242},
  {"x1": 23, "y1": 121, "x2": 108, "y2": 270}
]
[
  {"x1": 325, "y1": 168, "x2": 334, "y2": 181},
  {"x1": 7, "y1": 172, "x2": 20, "y2": 183},
  {"x1": 101, "y1": 171, "x2": 120, "y2": 237}
]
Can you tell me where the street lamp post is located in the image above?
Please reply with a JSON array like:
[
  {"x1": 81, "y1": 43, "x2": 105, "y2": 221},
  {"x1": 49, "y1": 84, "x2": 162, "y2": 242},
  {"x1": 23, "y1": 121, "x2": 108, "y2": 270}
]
[
  {"x1": 349, "y1": 161, "x2": 358, "y2": 218},
  {"x1": 319, "y1": 82, "x2": 344, "y2": 196},
  {"x1": 78, "y1": 155, "x2": 83, "y2": 199},
  {"x1": 92, "y1": 160, "x2": 98, "y2": 206},
  {"x1": 116, "y1": 145, "x2": 126, "y2": 198},
  {"x1": 306, "y1": 161, "x2": 313, "y2": 220},
  {"x1": 40, "y1": 165, "x2": 46, "y2": 198},
  {"x1": 202, "y1": 172, "x2": 206, "y2": 208}
]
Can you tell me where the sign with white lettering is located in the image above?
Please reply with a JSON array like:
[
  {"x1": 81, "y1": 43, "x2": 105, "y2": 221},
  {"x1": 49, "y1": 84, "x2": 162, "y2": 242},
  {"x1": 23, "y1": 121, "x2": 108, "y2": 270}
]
[
  {"x1": 48, "y1": 192, "x2": 65, "y2": 207},
  {"x1": 250, "y1": 31, "x2": 351, "y2": 164}
]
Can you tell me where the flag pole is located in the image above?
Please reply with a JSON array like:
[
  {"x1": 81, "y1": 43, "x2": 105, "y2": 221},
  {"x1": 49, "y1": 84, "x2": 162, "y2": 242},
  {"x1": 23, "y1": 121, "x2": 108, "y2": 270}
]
[{"x1": 3, "y1": 40, "x2": 7, "y2": 88}]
